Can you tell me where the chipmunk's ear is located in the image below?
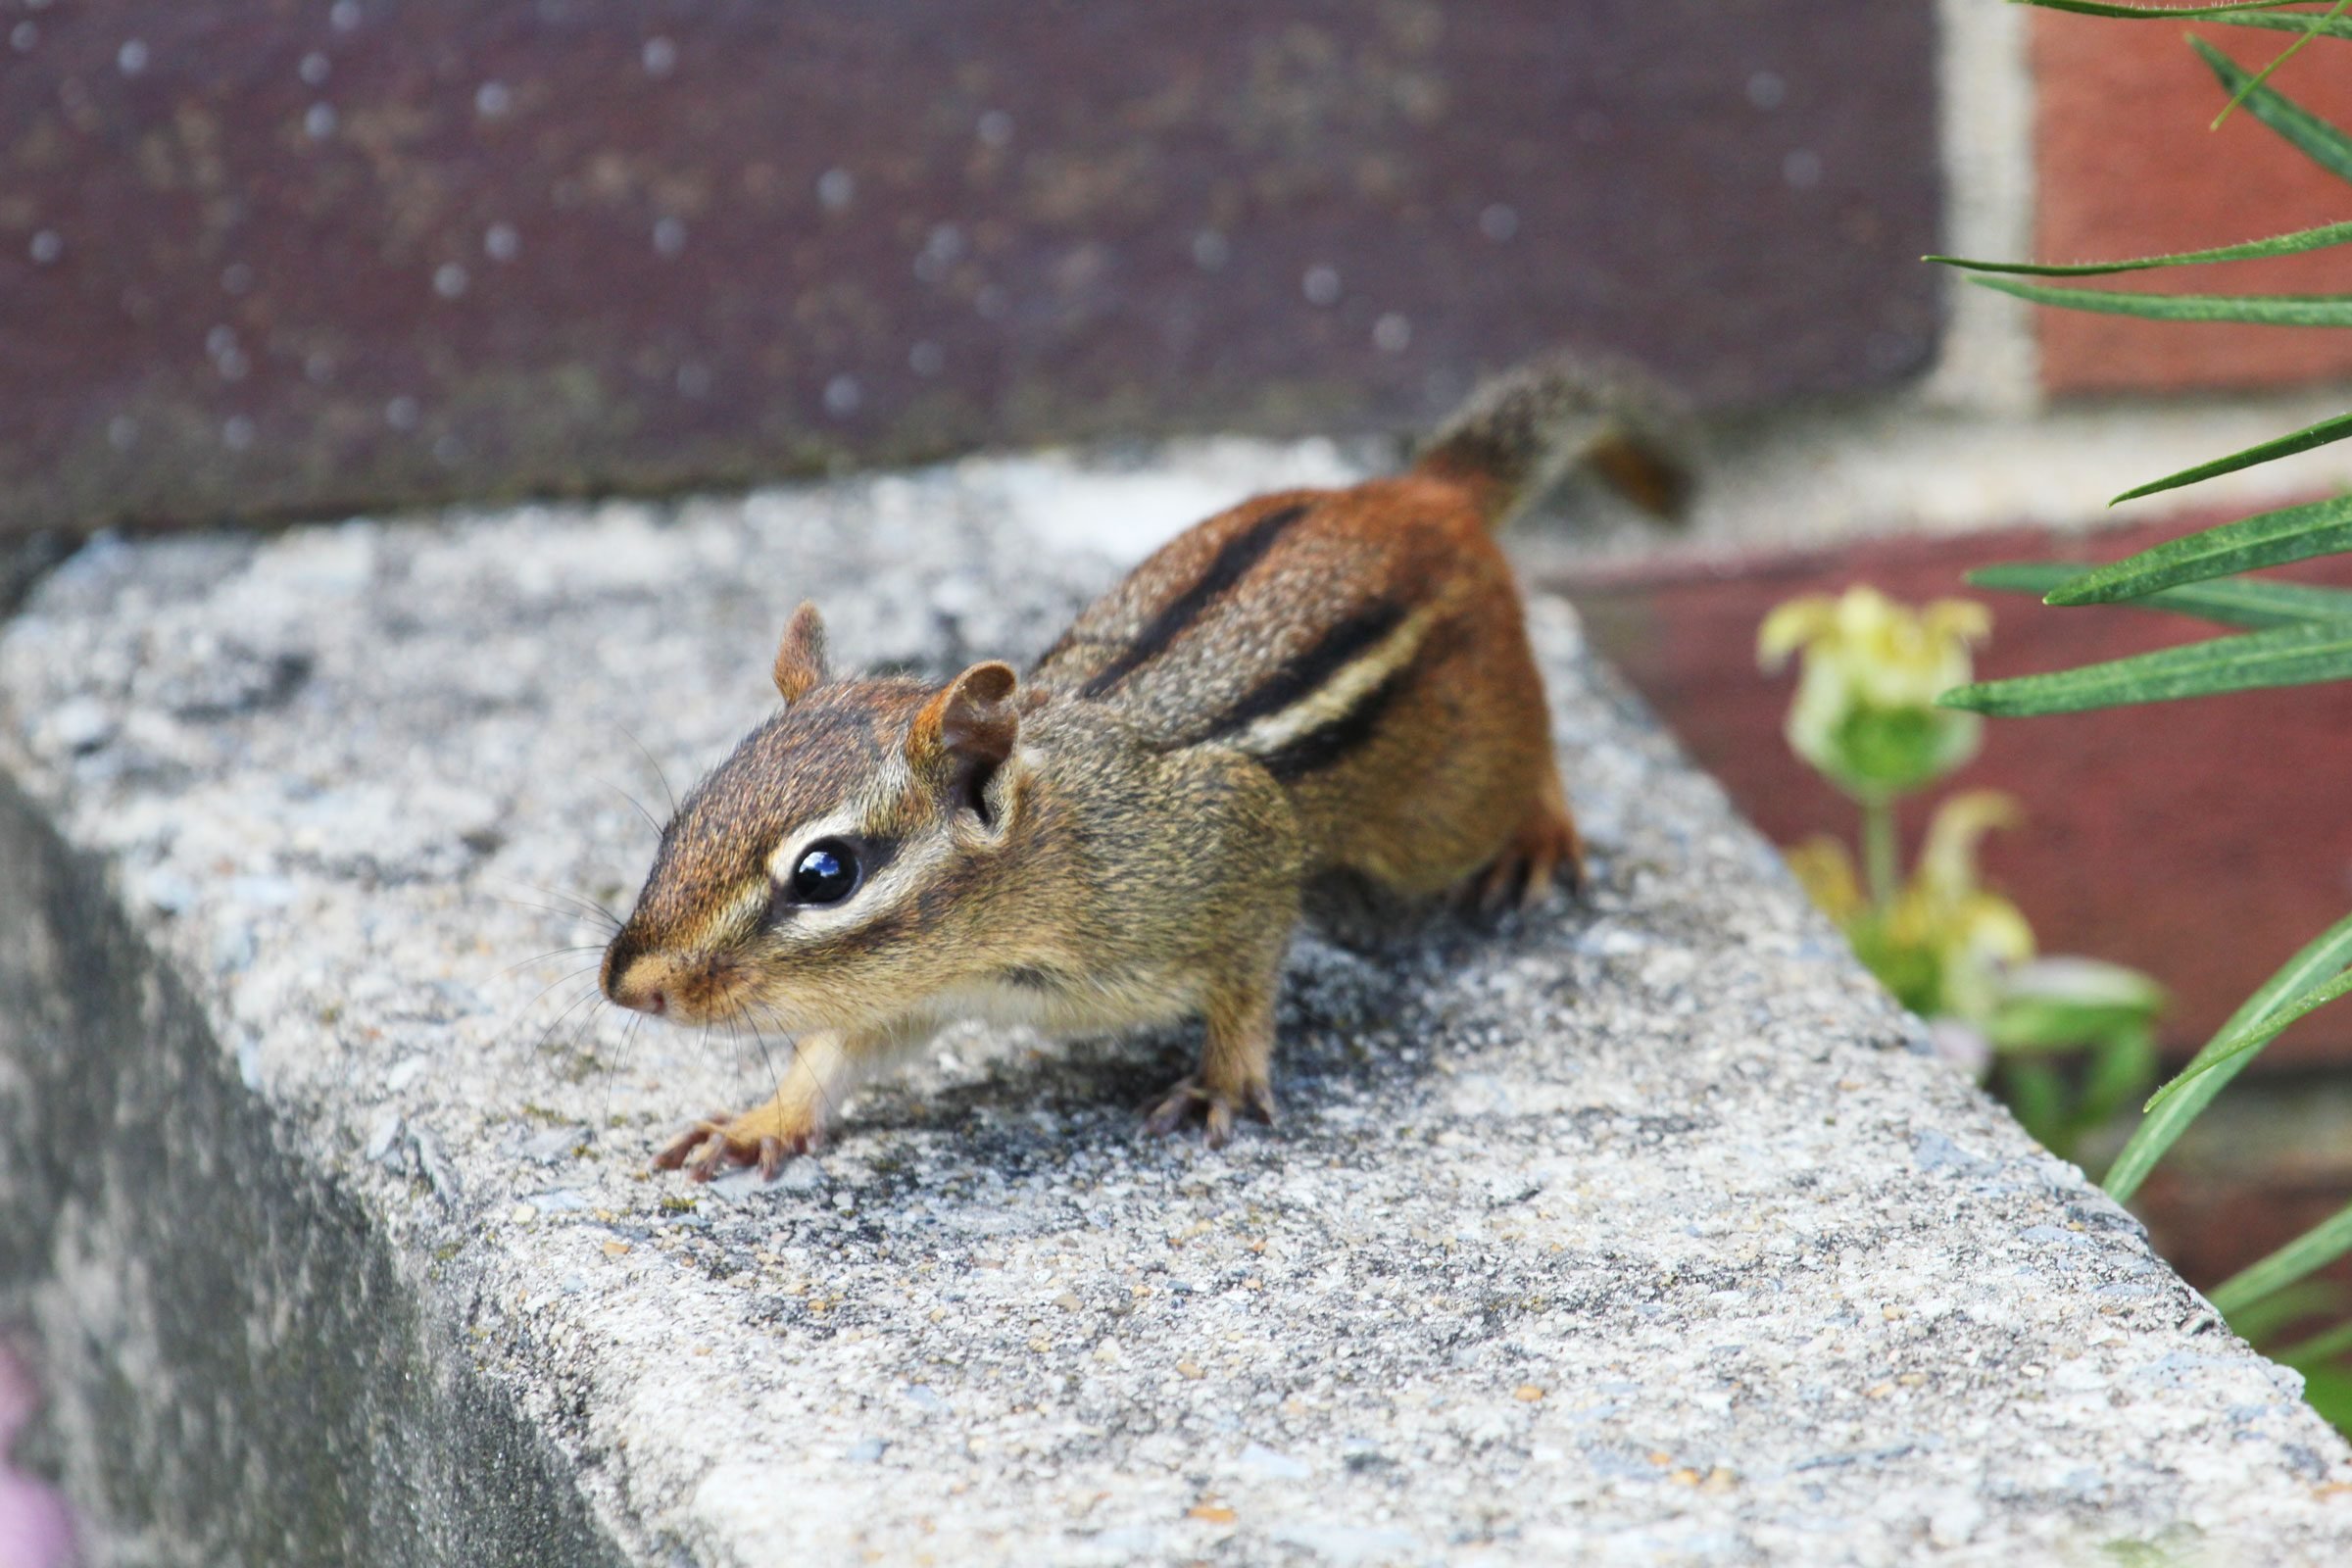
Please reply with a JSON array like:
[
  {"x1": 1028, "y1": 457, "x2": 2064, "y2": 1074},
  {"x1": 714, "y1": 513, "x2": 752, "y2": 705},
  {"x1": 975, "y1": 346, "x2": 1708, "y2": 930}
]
[
  {"x1": 771, "y1": 602, "x2": 829, "y2": 704},
  {"x1": 911, "y1": 662, "x2": 1021, "y2": 824},
  {"x1": 911, "y1": 661, "x2": 1019, "y2": 770}
]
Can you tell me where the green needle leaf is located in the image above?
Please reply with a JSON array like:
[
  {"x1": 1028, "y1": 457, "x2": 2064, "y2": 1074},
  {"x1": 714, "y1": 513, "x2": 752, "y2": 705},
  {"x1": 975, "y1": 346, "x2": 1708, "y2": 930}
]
[
  {"x1": 2143, "y1": 965, "x2": 2352, "y2": 1112},
  {"x1": 2214, "y1": 0, "x2": 2349, "y2": 128},
  {"x1": 2212, "y1": 13, "x2": 2352, "y2": 40},
  {"x1": 2043, "y1": 492, "x2": 2352, "y2": 602},
  {"x1": 2104, "y1": 910, "x2": 2352, "y2": 1203},
  {"x1": 2015, "y1": 2, "x2": 2339, "y2": 17},
  {"x1": 2190, "y1": 34, "x2": 2352, "y2": 180},
  {"x1": 1940, "y1": 619, "x2": 2352, "y2": 714},
  {"x1": 1928, "y1": 220, "x2": 2352, "y2": 276},
  {"x1": 1969, "y1": 276, "x2": 2352, "y2": 326},
  {"x1": 2112, "y1": 411, "x2": 2352, "y2": 501},
  {"x1": 2272, "y1": 1317, "x2": 2352, "y2": 1367},
  {"x1": 2211, "y1": 1193, "x2": 2352, "y2": 1316},
  {"x1": 1967, "y1": 561, "x2": 2352, "y2": 627}
]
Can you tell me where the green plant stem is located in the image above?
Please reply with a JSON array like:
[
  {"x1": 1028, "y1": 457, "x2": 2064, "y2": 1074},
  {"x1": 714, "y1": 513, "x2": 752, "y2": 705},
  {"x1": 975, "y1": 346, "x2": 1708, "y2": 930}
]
[
  {"x1": 1862, "y1": 798, "x2": 1899, "y2": 909},
  {"x1": 2212, "y1": 1197, "x2": 2352, "y2": 1317}
]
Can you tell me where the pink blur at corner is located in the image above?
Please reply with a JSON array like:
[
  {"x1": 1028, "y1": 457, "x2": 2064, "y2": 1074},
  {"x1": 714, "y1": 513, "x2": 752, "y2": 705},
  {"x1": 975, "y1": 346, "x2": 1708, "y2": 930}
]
[{"x1": 0, "y1": 1348, "x2": 74, "y2": 1568}]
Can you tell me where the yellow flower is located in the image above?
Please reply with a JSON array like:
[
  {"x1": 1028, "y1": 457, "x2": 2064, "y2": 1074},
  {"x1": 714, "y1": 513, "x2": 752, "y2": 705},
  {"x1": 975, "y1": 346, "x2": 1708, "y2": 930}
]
[
  {"x1": 1891, "y1": 791, "x2": 2035, "y2": 1026},
  {"x1": 1758, "y1": 586, "x2": 1989, "y2": 803},
  {"x1": 1787, "y1": 790, "x2": 2033, "y2": 1028}
]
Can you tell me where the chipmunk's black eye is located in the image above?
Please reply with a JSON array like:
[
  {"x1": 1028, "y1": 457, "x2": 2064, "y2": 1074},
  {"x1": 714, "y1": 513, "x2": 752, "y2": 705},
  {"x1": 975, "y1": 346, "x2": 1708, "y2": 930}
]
[{"x1": 788, "y1": 839, "x2": 860, "y2": 905}]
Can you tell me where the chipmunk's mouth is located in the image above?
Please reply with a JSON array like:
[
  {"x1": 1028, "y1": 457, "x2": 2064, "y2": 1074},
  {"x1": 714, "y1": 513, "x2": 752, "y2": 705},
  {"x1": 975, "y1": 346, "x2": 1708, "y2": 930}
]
[{"x1": 601, "y1": 941, "x2": 754, "y2": 1026}]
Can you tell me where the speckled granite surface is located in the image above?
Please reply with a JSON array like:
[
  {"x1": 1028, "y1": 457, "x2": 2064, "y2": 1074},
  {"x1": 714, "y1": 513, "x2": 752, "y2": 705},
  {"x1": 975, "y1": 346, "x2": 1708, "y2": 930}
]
[{"x1": 3, "y1": 456, "x2": 2349, "y2": 1566}]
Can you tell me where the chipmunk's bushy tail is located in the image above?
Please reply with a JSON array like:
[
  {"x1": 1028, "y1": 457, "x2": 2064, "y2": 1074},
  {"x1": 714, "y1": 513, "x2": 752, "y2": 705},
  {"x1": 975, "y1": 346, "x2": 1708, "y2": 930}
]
[{"x1": 1413, "y1": 352, "x2": 1693, "y2": 531}]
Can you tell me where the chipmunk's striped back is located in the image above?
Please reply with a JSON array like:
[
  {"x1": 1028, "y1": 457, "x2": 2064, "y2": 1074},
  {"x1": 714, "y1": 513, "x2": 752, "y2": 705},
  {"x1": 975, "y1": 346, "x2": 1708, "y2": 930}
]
[{"x1": 1033, "y1": 356, "x2": 1684, "y2": 895}]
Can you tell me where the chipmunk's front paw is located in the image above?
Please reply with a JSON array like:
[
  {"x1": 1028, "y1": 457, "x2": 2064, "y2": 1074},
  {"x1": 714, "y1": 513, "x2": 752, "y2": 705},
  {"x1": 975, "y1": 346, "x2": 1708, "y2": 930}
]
[
  {"x1": 1141, "y1": 1075, "x2": 1277, "y2": 1150},
  {"x1": 653, "y1": 1102, "x2": 821, "y2": 1182}
]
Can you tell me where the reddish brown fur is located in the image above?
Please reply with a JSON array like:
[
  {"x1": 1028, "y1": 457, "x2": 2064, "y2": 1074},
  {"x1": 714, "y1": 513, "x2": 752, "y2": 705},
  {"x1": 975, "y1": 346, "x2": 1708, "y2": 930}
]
[{"x1": 1033, "y1": 472, "x2": 1577, "y2": 906}]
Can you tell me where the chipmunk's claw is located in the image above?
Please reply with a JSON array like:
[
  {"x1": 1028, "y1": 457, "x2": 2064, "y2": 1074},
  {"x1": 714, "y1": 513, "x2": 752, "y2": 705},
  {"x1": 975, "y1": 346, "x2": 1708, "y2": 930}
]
[
  {"x1": 1142, "y1": 1075, "x2": 1276, "y2": 1149},
  {"x1": 1463, "y1": 808, "x2": 1584, "y2": 919},
  {"x1": 654, "y1": 1111, "x2": 818, "y2": 1182}
]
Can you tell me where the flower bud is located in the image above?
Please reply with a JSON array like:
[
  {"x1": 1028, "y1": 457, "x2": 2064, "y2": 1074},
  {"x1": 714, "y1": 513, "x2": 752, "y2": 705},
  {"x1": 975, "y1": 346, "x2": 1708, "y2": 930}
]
[{"x1": 1759, "y1": 586, "x2": 1989, "y2": 803}]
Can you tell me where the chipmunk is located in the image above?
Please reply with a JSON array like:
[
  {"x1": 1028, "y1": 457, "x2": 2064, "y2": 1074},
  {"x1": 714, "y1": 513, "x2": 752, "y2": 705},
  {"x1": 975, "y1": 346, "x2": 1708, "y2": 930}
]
[{"x1": 600, "y1": 357, "x2": 1688, "y2": 1178}]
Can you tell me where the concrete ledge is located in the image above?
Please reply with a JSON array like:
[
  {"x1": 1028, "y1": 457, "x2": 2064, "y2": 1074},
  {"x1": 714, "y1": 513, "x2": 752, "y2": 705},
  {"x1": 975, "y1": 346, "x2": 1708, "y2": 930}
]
[{"x1": 3, "y1": 462, "x2": 2350, "y2": 1566}]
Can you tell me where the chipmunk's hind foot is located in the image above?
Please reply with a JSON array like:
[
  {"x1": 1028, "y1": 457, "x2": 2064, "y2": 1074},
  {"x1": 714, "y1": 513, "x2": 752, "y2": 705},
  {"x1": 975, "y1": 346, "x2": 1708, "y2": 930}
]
[
  {"x1": 1463, "y1": 795, "x2": 1585, "y2": 918},
  {"x1": 1141, "y1": 1074, "x2": 1277, "y2": 1151}
]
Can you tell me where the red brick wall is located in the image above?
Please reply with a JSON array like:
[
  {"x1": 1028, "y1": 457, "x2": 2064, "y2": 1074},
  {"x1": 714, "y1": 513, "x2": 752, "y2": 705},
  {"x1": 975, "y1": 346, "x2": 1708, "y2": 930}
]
[{"x1": 2033, "y1": 13, "x2": 2352, "y2": 395}]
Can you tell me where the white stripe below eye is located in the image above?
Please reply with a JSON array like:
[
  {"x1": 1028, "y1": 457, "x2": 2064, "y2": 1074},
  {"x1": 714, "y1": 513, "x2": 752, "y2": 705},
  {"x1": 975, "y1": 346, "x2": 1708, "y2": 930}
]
[
  {"x1": 1230, "y1": 604, "x2": 1440, "y2": 760},
  {"x1": 763, "y1": 805, "x2": 953, "y2": 944}
]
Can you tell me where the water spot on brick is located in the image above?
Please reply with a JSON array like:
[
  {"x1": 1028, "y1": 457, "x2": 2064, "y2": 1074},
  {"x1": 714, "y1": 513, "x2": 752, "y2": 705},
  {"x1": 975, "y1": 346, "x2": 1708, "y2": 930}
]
[
  {"x1": 385, "y1": 395, "x2": 420, "y2": 430},
  {"x1": 1479, "y1": 203, "x2": 1518, "y2": 242},
  {"x1": 305, "y1": 102, "x2": 337, "y2": 139},
  {"x1": 908, "y1": 341, "x2": 944, "y2": 377},
  {"x1": 117, "y1": 37, "x2": 148, "y2": 75},
  {"x1": 1746, "y1": 71, "x2": 1786, "y2": 111},
  {"x1": 221, "y1": 416, "x2": 256, "y2": 451},
  {"x1": 27, "y1": 230, "x2": 61, "y2": 265},
  {"x1": 817, "y1": 168, "x2": 856, "y2": 211},
  {"x1": 9, "y1": 22, "x2": 36, "y2": 52},
  {"x1": 1302, "y1": 265, "x2": 1341, "y2": 306},
  {"x1": 475, "y1": 80, "x2": 513, "y2": 118},
  {"x1": 823, "y1": 374, "x2": 861, "y2": 416},
  {"x1": 299, "y1": 51, "x2": 330, "y2": 86},
  {"x1": 484, "y1": 221, "x2": 520, "y2": 262},
  {"x1": 433, "y1": 263, "x2": 469, "y2": 299},
  {"x1": 642, "y1": 35, "x2": 676, "y2": 77},
  {"x1": 1192, "y1": 230, "x2": 1230, "y2": 271},
  {"x1": 977, "y1": 110, "x2": 1013, "y2": 147},
  {"x1": 1783, "y1": 150, "x2": 1823, "y2": 190},
  {"x1": 1373, "y1": 314, "x2": 1411, "y2": 354},
  {"x1": 329, "y1": 0, "x2": 363, "y2": 31},
  {"x1": 653, "y1": 217, "x2": 686, "y2": 258}
]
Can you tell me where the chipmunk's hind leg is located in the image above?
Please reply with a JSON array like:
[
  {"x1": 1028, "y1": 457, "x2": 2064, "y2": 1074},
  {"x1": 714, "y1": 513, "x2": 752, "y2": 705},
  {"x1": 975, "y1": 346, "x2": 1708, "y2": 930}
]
[
  {"x1": 1464, "y1": 761, "x2": 1585, "y2": 917},
  {"x1": 1143, "y1": 973, "x2": 1280, "y2": 1150}
]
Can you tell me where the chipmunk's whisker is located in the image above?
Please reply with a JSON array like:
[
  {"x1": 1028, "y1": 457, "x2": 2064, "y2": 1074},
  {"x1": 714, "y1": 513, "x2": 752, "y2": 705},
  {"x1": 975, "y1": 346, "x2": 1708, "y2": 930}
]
[
  {"x1": 495, "y1": 881, "x2": 625, "y2": 935},
  {"x1": 596, "y1": 776, "x2": 665, "y2": 840},
  {"x1": 500, "y1": 945, "x2": 608, "y2": 980},
  {"x1": 602, "y1": 1008, "x2": 648, "y2": 1133},
  {"x1": 615, "y1": 724, "x2": 680, "y2": 820},
  {"x1": 529, "y1": 974, "x2": 609, "y2": 1061}
]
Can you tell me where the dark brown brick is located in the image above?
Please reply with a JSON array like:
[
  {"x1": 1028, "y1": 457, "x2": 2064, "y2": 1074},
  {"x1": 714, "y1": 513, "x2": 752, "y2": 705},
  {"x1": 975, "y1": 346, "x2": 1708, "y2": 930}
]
[{"x1": 0, "y1": 0, "x2": 1939, "y2": 536}]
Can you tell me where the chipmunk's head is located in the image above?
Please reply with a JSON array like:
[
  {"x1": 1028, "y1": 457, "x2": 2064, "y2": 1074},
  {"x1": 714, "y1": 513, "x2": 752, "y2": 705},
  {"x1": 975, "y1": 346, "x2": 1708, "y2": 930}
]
[{"x1": 601, "y1": 603, "x2": 1035, "y2": 1032}]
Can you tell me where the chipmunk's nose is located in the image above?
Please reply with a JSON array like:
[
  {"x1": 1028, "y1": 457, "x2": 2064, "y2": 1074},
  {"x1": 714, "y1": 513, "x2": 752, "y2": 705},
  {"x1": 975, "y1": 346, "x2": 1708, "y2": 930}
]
[
  {"x1": 599, "y1": 935, "x2": 668, "y2": 1015},
  {"x1": 605, "y1": 963, "x2": 667, "y2": 1015}
]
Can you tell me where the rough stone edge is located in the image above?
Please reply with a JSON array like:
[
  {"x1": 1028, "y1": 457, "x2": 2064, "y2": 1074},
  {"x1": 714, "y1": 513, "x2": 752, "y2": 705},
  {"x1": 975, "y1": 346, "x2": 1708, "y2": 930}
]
[{"x1": 0, "y1": 773, "x2": 631, "y2": 1568}]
